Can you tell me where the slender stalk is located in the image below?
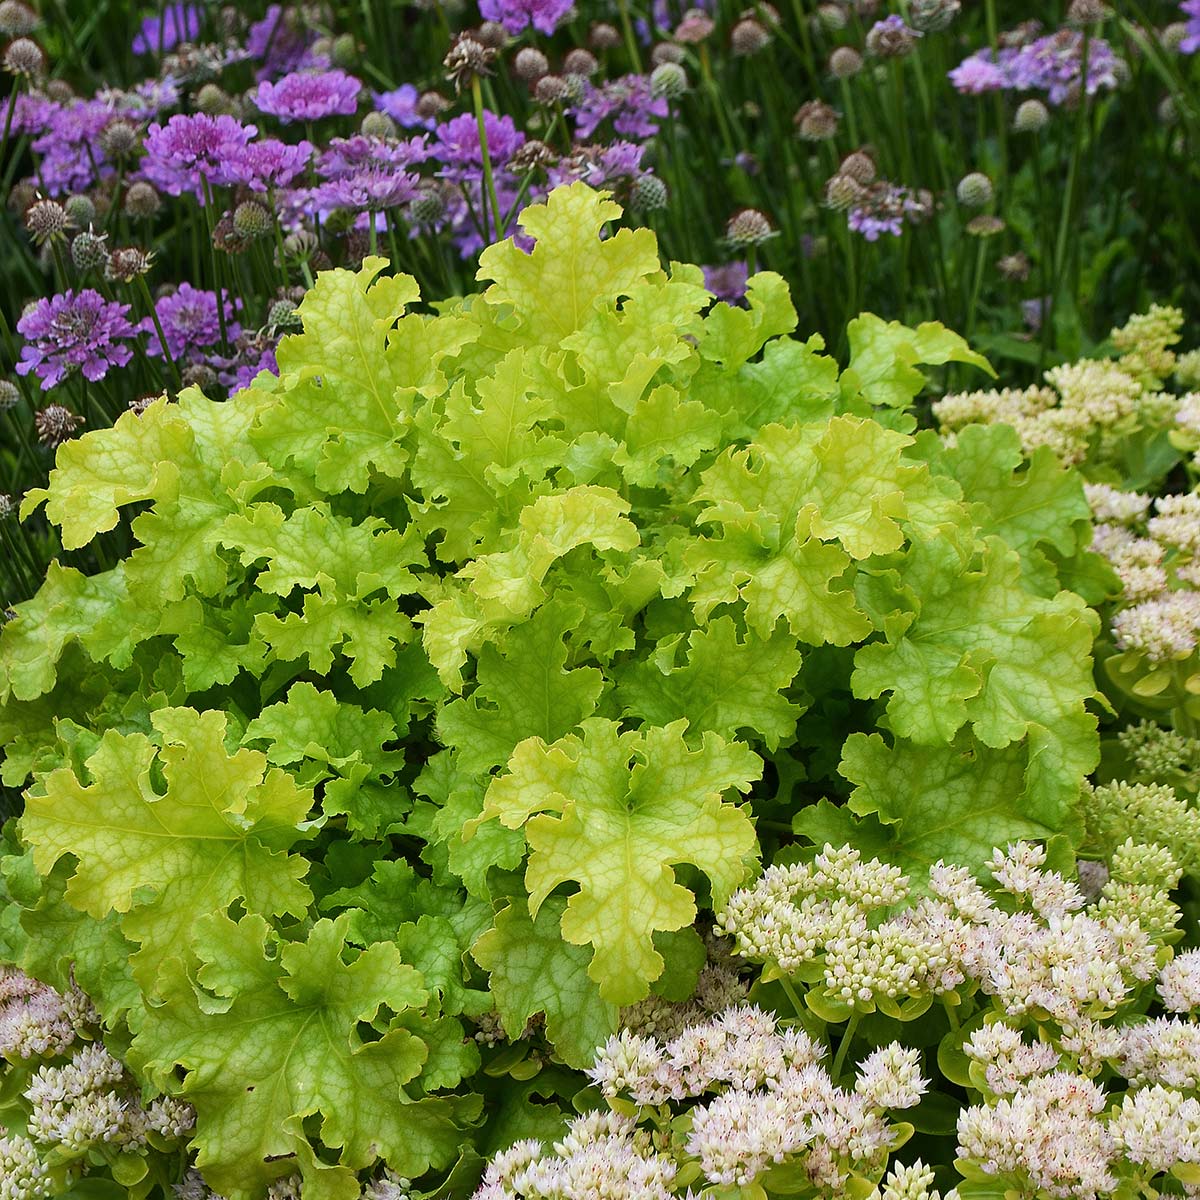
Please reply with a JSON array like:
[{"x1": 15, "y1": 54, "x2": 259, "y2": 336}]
[
  {"x1": 616, "y1": 0, "x2": 643, "y2": 73},
  {"x1": 135, "y1": 274, "x2": 180, "y2": 392},
  {"x1": 831, "y1": 1012, "x2": 861, "y2": 1080},
  {"x1": 471, "y1": 75, "x2": 503, "y2": 245}
]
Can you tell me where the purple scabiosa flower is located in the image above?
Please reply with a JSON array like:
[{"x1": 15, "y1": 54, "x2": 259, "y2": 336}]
[
  {"x1": 233, "y1": 344, "x2": 279, "y2": 391},
  {"x1": 10, "y1": 91, "x2": 56, "y2": 136},
  {"x1": 131, "y1": 2, "x2": 202, "y2": 55},
  {"x1": 373, "y1": 83, "x2": 436, "y2": 129},
  {"x1": 479, "y1": 0, "x2": 574, "y2": 36},
  {"x1": 32, "y1": 99, "x2": 115, "y2": 194},
  {"x1": 948, "y1": 50, "x2": 1010, "y2": 94},
  {"x1": 16, "y1": 290, "x2": 136, "y2": 389},
  {"x1": 254, "y1": 69, "x2": 362, "y2": 123},
  {"x1": 549, "y1": 139, "x2": 645, "y2": 187},
  {"x1": 317, "y1": 133, "x2": 432, "y2": 175},
  {"x1": 434, "y1": 111, "x2": 525, "y2": 176},
  {"x1": 139, "y1": 283, "x2": 240, "y2": 361},
  {"x1": 848, "y1": 182, "x2": 930, "y2": 241},
  {"x1": 1022, "y1": 297, "x2": 1049, "y2": 332},
  {"x1": 218, "y1": 137, "x2": 314, "y2": 191},
  {"x1": 702, "y1": 261, "x2": 750, "y2": 306},
  {"x1": 307, "y1": 169, "x2": 421, "y2": 213},
  {"x1": 245, "y1": 5, "x2": 325, "y2": 81},
  {"x1": 141, "y1": 113, "x2": 257, "y2": 199},
  {"x1": 569, "y1": 74, "x2": 668, "y2": 140},
  {"x1": 1183, "y1": 0, "x2": 1200, "y2": 52},
  {"x1": 951, "y1": 28, "x2": 1118, "y2": 104}
]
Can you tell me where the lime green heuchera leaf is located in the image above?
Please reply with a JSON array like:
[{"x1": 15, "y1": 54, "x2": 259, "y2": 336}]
[
  {"x1": 616, "y1": 615, "x2": 803, "y2": 749},
  {"x1": 697, "y1": 271, "x2": 798, "y2": 370},
  {"x1": 20, "y1": 707, "x2": 314, "y2": 991},
  {"x1": 802, "y1": 732, "x2": 1081, "y2": 880},
  {"x1": 851, "y1": 534, "x2": 1099, "y2": 810},
  {"x1": 468, "y1": 719, "x2": 761, "y2": 1005},
  {"x1": 436, "y1": 602, "x2": 605, "y2": 776},
  {"x1": 611, "y1": 384, "x2": 723, "y2": 488},
  {"x1": 471, "y1": 896, "x2": 618, "y2": 1069},
  {"x1": 132, "y1": 912, "x2": 479, "y2": 1200},
  {"x1": 476, "y1": 182, "x2": 660, "y2": 347},
  {"x1": 840, "y1": 314, "x2": 995, "y2": 410}
]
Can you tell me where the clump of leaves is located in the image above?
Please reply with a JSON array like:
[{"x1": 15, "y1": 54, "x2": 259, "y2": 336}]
[{"x1": 0, "y1": 185, "x2": 1104, "y2": 1197}]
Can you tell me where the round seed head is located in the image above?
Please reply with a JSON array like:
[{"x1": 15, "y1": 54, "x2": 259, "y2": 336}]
[
  {"x1": 534, "y1": 73, "x2": 569, "y2": 104},
  {"x1": 71, "y1": 229, "x2": 109, "y2": 271},
  {"x1": 268, "y1": 299, "x2": 301, "y2": 330},
  {"x1": 996, "y1": 251, "x2": 1031, "y2": 281},
  {"x1": 98, "y1": 118, "x2": 140, "y2": 160},
  {"x1": 562, "y1": 48, "x2": 598, "y2": 76},
  {"x1": 123, "y1": 180, "x2": 161, "y2": 219},
  {"x1": 823, "y1": 173, "x2": 866, "y2": 210},
  {"x1": 3, "y1": 35, "x2": 44, "y2": 77},
  {"x1": 0, "y1": 493, "x2": 13, "y2": 519},
  {"x1": 44, "y1": 78, "x2": 73, "y2": 102},
  {"x1": 725, "y1": 207, "x2": 774, "y2": 246},
  {"x1": 194, "y1": 83, "x2": 235, "y2": 115},
  {"x1": 965, "y1": 213, "x2": 1005, "y2": 237},
  {"x1": 730, "y1": 17, "x2": 771, "y2": 55},
  {"x1": 415, "y1": 89, "x2": 451, "y2": 121},
  {"x1": 24, "y1": 197, "x2": 67, "y2": 244},
  {"x1": 956, "y1": 171, "x2": 994, "y2": 208},
  {"x1": 475, "y1": 20, "x2": 507, "y2": 48},
  {"x1": 331, "y1": 32, "x2": 357, "y2": 67},
  {"x1": 105, "y1": 245, "x2": 154, "y2": 282},
  {"x1": 650, "y1": 41, "x2": 685, "y2": 65},
  {"x1": 63, "y1": 193, "x2": 95, "y2": 227},
  {"x1": 443, "y1": 34, "x2": 495, "y2": 92},
  {"x1": 1161, "y1": 22, "x2": 1189, "y2": 52},
  {"x1": 649, "y1": 60, "x2": 688, "y2": 99},
  {"x1": 1158, "y1": 95, "x2": 1178, "y2": 125},
  {"x1": 514, "y1": 46, "x2": 549, "y2": 82},
  {"x1": 510, "y1": 138, "x2": 556, "y2": 173},
  {"x1": 839, "y1": 149, "x2": 876, "y2": 184},
  {"x1": 909, "y1": 0, "x2": 960, "y2": 32},
  {"x1": 179, "y1": 363, "x2": 216, "y2": 390},
  {"x1": 588, "y1": 21, "x2": 621, "y2": 49},
  {"x1": 0, "y1": 379, "x2": 20, "y2": 410},
  {"x1": 409, "y1": 184, "x2": 446, "y2": 224},
  {"x1": 866, "y1": 18, "x2": 918, "y2": 57},
  {"x1": 1067, "y1": 0, "x2": 1108, "y2": 24},
  {"x1": 816, "y1": 4, "x2": 847, "y2": 30},
  {"x1": 1012, "y1": 98, "x2": 1049, "y2": 132},
  {"x1": 34, "y1": 404, "x2": 84, "y2": 448},
  {"x1": 828, "y1": 45, "x2": 863, "y2": 77},
  {"x1": 233, "y1": 199, "x2": 272, "y2": 239},
  {"x1": 360, "y1": 110, "x2": 396, "y2": 139},
  {"x1": 0, "y1": 2, "x2": 41, "y2": 36},
  {"x1": 794, "y1": 99, "x2": 839, "y2": 140},
  {"x1": 629, "y1": 173, "x2": 669, "y2": 212},
  {"x1": 7, "y1": 180, "x2": 34, "y2": 214}
]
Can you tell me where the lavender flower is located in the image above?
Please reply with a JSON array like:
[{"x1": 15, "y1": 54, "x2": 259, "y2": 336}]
[
  {"x1": 131, "y1": 3, "x2": 202, "y2": 55},
  {"x1": 1183, "y1": 0, "x2": 1200, "y2": 53},
  {"x1": 479, "y1": 0, "x2": 574, "y2": 36},
  {"x1": 16, "y1": 290, "x2": 136, "y2": 389},
  {"x1": 703, "y1": 261, "x2": 750, "y2": 305},
  {"x1": 950, "y1": 29, "x2": 1119, "y2": 104},
  {"x1": 570, "y1": 74, "x2": 669, "y2": 140},
  {"x1": 141, "y1": 113, "x2": 257, "y2": 199},
  {"x1": 31, "y1": 99, "x2": 114, "y2": 194},
  {"x1": 434, "y1": 110, "x2": 525, "y2": 176},
  {"x1": 219, "y1": 137, "x2": 314, "y2": 191},
  {"x1": 373, "y1": 83, "x2": 436, "y2": 130},
  {"x1": 139, "y1": 283, "x2": 240, "y2": 361},
  {"x1": 254, "y1": 69, "x2": 362, "y2": 123}
]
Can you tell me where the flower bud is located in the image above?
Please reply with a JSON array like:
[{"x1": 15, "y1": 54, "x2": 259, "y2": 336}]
[
  {"x1": 649, "y1": 61, "x2": 688, "y2": 99},
  {"x1": 1012, "y1": 98, "x2": 1049, "y2": 132},
  {"x1": 268, "y1": 299, "x2": 301, "y2": 330},
  {"x1": 360, "y1": 110, "x2": 396, "y2": 139},
  {"x1": 0, "y1": 379, "x2": 19, "y2": 410},
  {"x1": 194, "y1": 82, "x2": 235, "y2": 115},
  {"x1": 563, "y1": 48, "x2": 598, "y2": 76},
  {"x1": 409, "y1": 185, "x2": 446, "y2": 225},
  {"x1": 63, "y1": 193, "x2": 95, "y2": 227},
  {"x1": 331, "y1": 32, "x2": 357, "y2": 67},
  {"x1": 233, "y1": 199, "x2": 272, "y2": 239},
  {"x1": 956, "y1": 171, "x2": 994, "y2": 208}
]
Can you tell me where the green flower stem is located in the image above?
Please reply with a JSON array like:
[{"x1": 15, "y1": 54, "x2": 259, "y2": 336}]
[
  {"x1": 201, "y1": 179, "x2": 230, "y2": 352},
  {"x1": 831, "y1": 1011, "x2": 861, "y2": 1080},
  {"x1": 0, "y1": 76, "x2": 20, "y2": 170},
  {"x1": 136, "y1": 274, "x2": 181, "y2": 392},
  {"x1": 472, "y1": 75, "x2": 503, "y2": 245},
  {"x1": 777, "y1": 973, "x2": 807, "y2": 1022},
  {"x1": 616, "y1": 0, "x2": 643, "y2": 74}
]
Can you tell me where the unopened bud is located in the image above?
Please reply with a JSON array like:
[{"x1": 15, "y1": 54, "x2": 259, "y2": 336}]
[
  {"x1": 233, "y1": 199, "x2": 272, "y2": 239},
  {"x1": 71, "y1": 229, "x2": 109, "y2": 271},
  {"x1": 360, "y1": 110, "x2": 396, "y2": 139}
]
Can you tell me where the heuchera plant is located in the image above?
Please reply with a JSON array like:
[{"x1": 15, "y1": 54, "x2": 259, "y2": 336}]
[{"x1": 0, "y1": 185, "x2": 1107, "y2": 1197}]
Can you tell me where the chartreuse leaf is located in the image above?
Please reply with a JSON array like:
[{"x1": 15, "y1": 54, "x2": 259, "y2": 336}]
[
  {"x1": 616, "y1": 615, "x2": 803, "y2": 749},
  {"x1": 841, "y1": 314, "x2": 995, "y2": 410},
  {"x1": 132, "y1": 912, "x2": 479, "y2": 1200},
  {"x1": 20, "y1": 707, "x2": 314, "y2": 992},
  {"x1": 436, "y1": 602, "x2": 604, "y2": 776},
  {"x1": 698, "y1": 271, "x2": 798, "y2": 369},
  {"x1": 469, "y1": 719, "x2": 761, "y2": 1005},
  {"x1": 257, "y1": 255, "x2": 475, "y2": 492},
  {"x1": 814, "y1": 732, "x2": 1078, "y2": 879},
  {"x1": 851, "y1": 535, "x2": 1099, "y2": 809},
  {"x1": 476, "y1": 182, "x2": 660, "y2": 346},
  {"x1": 471, "y1": 895, "x2": 618, "y2": 1069}
]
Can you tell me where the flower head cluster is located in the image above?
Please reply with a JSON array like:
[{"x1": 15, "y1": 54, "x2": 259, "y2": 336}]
[
  {"x1": 254, "y1": 68, "x2": 362, "y2": 123},
  {"x1": 950, "y1": 27, "x2": 1120, "y2": 104},
  {"x1": 847, "y1": 181, "x2": 934, "y2": 241},
  {"x1": 139, "y1": 283, "x2": 240, "y2": 362},
  {"x1": 141, "y1": 113, "x2": 258, "y2": 199},
  {"x1": 16, "y1": 289, "x2": 136, "y2": 389},
  {"x1": 1082, "y1": 778, "x2": 1200, "y2": 877},
  {"x1": 479, "y1": 0, "x2": 574, "y2": 36},
  {"x1": 0, "y1": 968, "x2": 94, "y2": 1060}
]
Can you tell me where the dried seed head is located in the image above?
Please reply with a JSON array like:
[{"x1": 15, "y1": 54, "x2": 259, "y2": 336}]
[
  {"x1": 44, "y1": 78, "x2": 73, "y2": 102},
  {"x1": 1158, "y1": 94, "x2": 1178, "y2": 125},
  {"x1": 730, "y1": 17, "x2": 771, "y2": 55},
  {"x1": 1067, "y1": 0, "x2": 1109, "y2": 25},
  {"x1": 123, "y1": 180, "x2": 161, "y2": 219},
  {"x1": 179, "y1": 363, "x2": 216, "y2": 390},
  {"x1": 966, "y1": 213, "x2": 1005, "y2": 237},
  {"x1": 194, "y1": 83, "x2": 236, "y2": 115},
  {"x1": 816, "y1": 4, "x2": 847, "y2": 31},
  {"x1": 629, "y1": 173, "x2": 669, "y2": 212},
  {"x1": 105, "y1": 245, "x2": 154, "y2": 282},
  {"x1": 509, "y1": 138, "x2": 556, "y2": 173},
  {"x1": 514, "y1": 46, "x2": 549, "y2": 82},
  {"x1": 63, "y1": 193, "x2": 95, "y2": 227},
  {"x1": 725, "y1": 207, "x2": 774, "y2": 246},
  {"x1": 650, "y1": 41, "x2": 685, "y2": 66},
  {"x1": 211, "y1": 213, "x2": 249, "y2": 254},
  {"x1": 794, "y1": 99, "x2": 839, "y2": 140},
  {"x1": 996, "y1": 251, "x2": 1031, "y2": 281},
  {"x1": 1012, "y1": 98, "x2": 1050, "y2": 132},
  {"x1": 0, "y1": 379, "x2": 19, "y2": 410},
  {"x1": 824, "y1": 173, "x2": 866, "y2": 210},
  {"x1": 475, "y1": 20, "x2": 507, "y2": 48},
  {"x1": 2, "y1": 35, "x2": 44, "y2": 77},
  {"x1": 34, "y1": 404, "x2": 84, "y2": 448},
  {"x1": 828, "y1": 45, "x2": 864, "y2": 78},
  {"x1": 649, "y1": 61, "x2": 688, "y2": 99},
  {"x1": 1161, "y1": 22, "x2": 1189, "y2": 52},
  {"x1": 443, "y1": 34, "x2": 495, "y2": 92},
  {"x1": 98, "y1": 118, "x2": 140, "y2": 160},
  {"x1": 534, "y1": 73, "x2": 569, "y2": 104},
  {"x1": 866, "y1": 17, "x2": 919, "y2": 57},
  {"x1": 415, "y1": 89, "x2": 451, "y2": 121},
  {"x1": 956, "y1": 171, "x2": 994, "y2": 208},
  {"x1": 0, "y1": 1, "x2": 41, "y2": 36},
  {"x1": 674, "y1": 8, "x2": 716, "y2": 42},
  {"x1": 71, "y1": 229, "x2": 110, "y2": 271},
  {"x1": 909, "y1": 0, "x2": 960, "y2": 32},
  {"x1": 24, "y1": 197, "x2": 67, "y2": 244},
  {"x1": 233, "y1": 199, "x2": 272, "y2": 239},
  {"x1": 562, "y1": 48, "x2": 598, "y2": 76},
  {"x1": 839, "y1": 149, "x2": 877, "y2": 184},
  {"x1": 282, "y1": 229, "x2": 318, "y2": 258},
  {"x1": 588, "y1": 21, "x2": 621, "y2": 49},
  {"x1": 0, "y1": 493, "x2": 14, "y2": 519},
  {"x1": 360, "y1": 110, "x2": 397, "y2": 139}
]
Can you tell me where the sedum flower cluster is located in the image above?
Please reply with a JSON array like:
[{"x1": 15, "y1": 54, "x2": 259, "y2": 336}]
[
  {"x1": 0, "y1": 967, "x2": 193, "y2": 1200},
  {"x1": 934, "y1": 305, "x2": 1192, "y2": 469}
]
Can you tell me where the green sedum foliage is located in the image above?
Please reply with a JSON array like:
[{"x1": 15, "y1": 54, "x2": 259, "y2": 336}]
[{"x1": 0, "y1": 185, "x2": 1107, "y2": 1197}]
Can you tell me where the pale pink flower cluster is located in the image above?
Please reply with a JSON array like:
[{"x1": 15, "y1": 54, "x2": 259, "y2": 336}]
[
  {"x1": 0, "y1": 966, "x2": 95, "y2": 1060},
  {"x1": 1160, "y1": 948, "x2": 1200, "y2": 1012}
]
